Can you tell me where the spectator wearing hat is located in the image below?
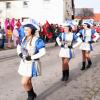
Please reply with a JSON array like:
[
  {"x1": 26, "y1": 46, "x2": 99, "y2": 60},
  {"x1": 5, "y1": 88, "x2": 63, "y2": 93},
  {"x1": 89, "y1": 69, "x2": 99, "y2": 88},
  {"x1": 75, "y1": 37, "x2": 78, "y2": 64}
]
[
  {"x1": 77, "y1": 22, "x2": 99, "y2": 70},
  {"x1": 56, "y1": 23, "x2": 82, "y2": 81},
  {"x1": 17, "y1": 23, "x2": 46, "y2": 100}
]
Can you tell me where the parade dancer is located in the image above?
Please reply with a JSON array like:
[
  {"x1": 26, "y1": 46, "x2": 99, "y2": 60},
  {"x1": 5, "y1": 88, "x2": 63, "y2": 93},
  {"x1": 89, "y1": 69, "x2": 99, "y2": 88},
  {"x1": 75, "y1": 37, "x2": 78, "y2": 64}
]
[
  {"x1": 77, "y1": 22, "x2": 99, "y2": 70},
  {"x1": 56, "y1": 23, "x2": 82, "y2": 81},
  {"x1": 17, "y1": 22, "x2": 46, "y2": 100}
]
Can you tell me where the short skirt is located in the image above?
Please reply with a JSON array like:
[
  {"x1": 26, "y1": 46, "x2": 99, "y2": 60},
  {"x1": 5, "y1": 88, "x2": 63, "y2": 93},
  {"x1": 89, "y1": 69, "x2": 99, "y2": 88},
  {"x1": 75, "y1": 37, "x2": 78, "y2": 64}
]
[
  {"x1": 79, "y1": 42, "x2": 93, "y2": 51},
  {"x1": 18, "y1": 59, "x2": 41, "y2": 77},
  {"x1": 59, "y1": 47, "x2": 74, "y2": 59}
]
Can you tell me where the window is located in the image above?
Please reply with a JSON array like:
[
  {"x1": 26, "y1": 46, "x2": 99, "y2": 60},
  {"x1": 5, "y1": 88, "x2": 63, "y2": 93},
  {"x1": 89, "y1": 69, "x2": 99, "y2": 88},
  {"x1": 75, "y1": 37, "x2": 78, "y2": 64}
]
[
  {"x1": 43, "y1": 0, "x2": 50, "y2": 1},
  {"x1": 6, "y1": 2, "x2": 11, "y2": 9},
  {"x1": 23, "y1": 1, "x2": 29, "y2": 8},
  {"x1": 0, "y1": 10, "x2": 2, "y2": 14}
]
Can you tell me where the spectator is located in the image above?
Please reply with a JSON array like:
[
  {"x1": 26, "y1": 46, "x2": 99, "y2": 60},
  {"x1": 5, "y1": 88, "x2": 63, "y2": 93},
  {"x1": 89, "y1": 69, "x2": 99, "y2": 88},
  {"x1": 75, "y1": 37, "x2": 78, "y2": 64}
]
[
  {"x1": 12, "y1": 25, "x2": 20, "y2": 48},
  {"x1": 0, "y1": 29, "x2": 6, "y2": 49},
  {"x1": 6, "y1": 25, "x2": 13, "y2": 48}
]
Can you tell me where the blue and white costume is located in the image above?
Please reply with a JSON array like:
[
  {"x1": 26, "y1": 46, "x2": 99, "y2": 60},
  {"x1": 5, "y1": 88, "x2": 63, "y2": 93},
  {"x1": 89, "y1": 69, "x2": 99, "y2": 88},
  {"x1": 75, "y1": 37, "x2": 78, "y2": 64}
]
[
  {"x1": 56, "y1": 32, "x2": 82, "y2": 59},
  {"x1": 17, "y1": 36, "x2": 46, "y2": 77},
  {"x1": 77, "y1": 29, "x2": 99, "y2": 51}
]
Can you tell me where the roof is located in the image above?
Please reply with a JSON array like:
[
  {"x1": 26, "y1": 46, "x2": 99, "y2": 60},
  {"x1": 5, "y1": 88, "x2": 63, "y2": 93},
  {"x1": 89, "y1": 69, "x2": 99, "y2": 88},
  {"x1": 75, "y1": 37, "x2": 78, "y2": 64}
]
[
  {"x1": 93, "y1": 13, "x2": 100, "y2": 21},
  {"x1": 75, "y1": 13, "x2": 100, "y2": 21}
]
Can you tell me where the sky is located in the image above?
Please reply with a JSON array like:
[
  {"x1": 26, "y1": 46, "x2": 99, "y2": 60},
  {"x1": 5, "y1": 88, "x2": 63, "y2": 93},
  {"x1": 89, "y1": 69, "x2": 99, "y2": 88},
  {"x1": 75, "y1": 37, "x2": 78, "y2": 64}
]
[{"x1": 74, "y1": 0, "x2": 100, "y2": 13}]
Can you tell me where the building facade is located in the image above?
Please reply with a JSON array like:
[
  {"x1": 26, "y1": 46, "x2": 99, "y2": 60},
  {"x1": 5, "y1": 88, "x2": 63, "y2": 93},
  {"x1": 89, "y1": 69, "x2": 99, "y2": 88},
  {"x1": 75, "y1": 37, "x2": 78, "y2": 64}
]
[{"x1": 0, "y1": 0, "x2": 73, "y2": 24}]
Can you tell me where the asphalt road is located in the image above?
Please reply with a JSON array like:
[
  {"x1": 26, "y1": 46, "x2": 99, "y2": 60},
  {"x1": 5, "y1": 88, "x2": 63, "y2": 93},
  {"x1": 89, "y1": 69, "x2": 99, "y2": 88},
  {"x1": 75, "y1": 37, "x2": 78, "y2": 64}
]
[{"x1": 0, "y1": 42, "x2": 100, "y2": 100}]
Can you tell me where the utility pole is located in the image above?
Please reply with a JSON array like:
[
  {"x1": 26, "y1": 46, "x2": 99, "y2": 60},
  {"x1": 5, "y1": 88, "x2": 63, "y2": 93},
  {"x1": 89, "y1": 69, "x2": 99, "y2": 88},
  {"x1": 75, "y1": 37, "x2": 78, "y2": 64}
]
[{"x1": 71, "y1": 0, "x2": 75, "y2": 19}]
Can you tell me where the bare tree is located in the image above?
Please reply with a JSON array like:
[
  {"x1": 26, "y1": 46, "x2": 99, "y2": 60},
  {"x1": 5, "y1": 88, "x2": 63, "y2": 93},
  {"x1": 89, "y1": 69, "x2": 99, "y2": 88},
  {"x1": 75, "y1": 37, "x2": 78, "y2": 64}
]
[{"x1": 75, "y1": 8, "x2": 94, "y2": 19}]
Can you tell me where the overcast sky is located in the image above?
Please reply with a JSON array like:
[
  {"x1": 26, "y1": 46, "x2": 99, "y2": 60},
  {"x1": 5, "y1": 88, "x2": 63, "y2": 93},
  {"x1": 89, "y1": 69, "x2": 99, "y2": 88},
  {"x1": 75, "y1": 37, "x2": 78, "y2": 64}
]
[{"x1": 74, "y1": 0, "x2": 100, "y2": 13}]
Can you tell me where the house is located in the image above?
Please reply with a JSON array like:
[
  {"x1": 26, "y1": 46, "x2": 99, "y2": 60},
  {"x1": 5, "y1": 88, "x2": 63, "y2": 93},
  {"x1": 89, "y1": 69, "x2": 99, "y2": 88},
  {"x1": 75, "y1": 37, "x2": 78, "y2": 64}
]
[
  {"x1": 0, "y1": 0, "x2": 73, "y2": 25},
  {"x1": 74, "y1": 0, "x2": 100, "y2": 23}
]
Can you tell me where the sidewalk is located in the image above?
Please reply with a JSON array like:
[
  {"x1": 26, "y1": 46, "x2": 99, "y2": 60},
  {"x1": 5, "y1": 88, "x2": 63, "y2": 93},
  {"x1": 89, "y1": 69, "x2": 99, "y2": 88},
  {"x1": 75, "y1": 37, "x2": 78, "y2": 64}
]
[
  {"x1": 0, "y1": 42, "x2": 56, "y2": 59},
  {"x1": 0, "y1": 42, "x2": 14, "y2": 51},
  {"x1": 0, "y1": 42, "x2": 56, "y2": 51}
]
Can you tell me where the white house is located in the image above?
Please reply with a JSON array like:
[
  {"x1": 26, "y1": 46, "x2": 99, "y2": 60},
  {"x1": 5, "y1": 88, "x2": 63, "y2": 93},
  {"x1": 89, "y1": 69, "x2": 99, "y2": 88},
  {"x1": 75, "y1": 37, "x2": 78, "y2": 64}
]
[{"x1": 0, "y1": 0, "x2": 73, "y2": 24}]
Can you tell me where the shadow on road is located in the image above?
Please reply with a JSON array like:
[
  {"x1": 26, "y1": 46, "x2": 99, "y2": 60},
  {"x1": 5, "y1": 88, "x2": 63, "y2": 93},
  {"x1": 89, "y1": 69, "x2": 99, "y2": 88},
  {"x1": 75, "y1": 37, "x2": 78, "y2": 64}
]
[{"x1": 36, "y1": 52, "x2": 100, "y2": 100}]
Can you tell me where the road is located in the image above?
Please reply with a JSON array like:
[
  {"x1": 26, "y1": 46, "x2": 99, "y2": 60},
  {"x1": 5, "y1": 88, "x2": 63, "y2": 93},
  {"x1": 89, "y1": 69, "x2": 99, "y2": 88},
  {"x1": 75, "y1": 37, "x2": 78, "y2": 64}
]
[{"x1": 0, "y1": 42, "x2": 100, "y2": 100}]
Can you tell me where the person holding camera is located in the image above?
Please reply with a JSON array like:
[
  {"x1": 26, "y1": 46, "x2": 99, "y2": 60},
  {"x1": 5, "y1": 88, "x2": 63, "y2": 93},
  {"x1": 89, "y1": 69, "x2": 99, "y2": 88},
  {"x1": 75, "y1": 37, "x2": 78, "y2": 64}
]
[{"x1": 17, "y1": 22, "x2": 46, "y2": 100}]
